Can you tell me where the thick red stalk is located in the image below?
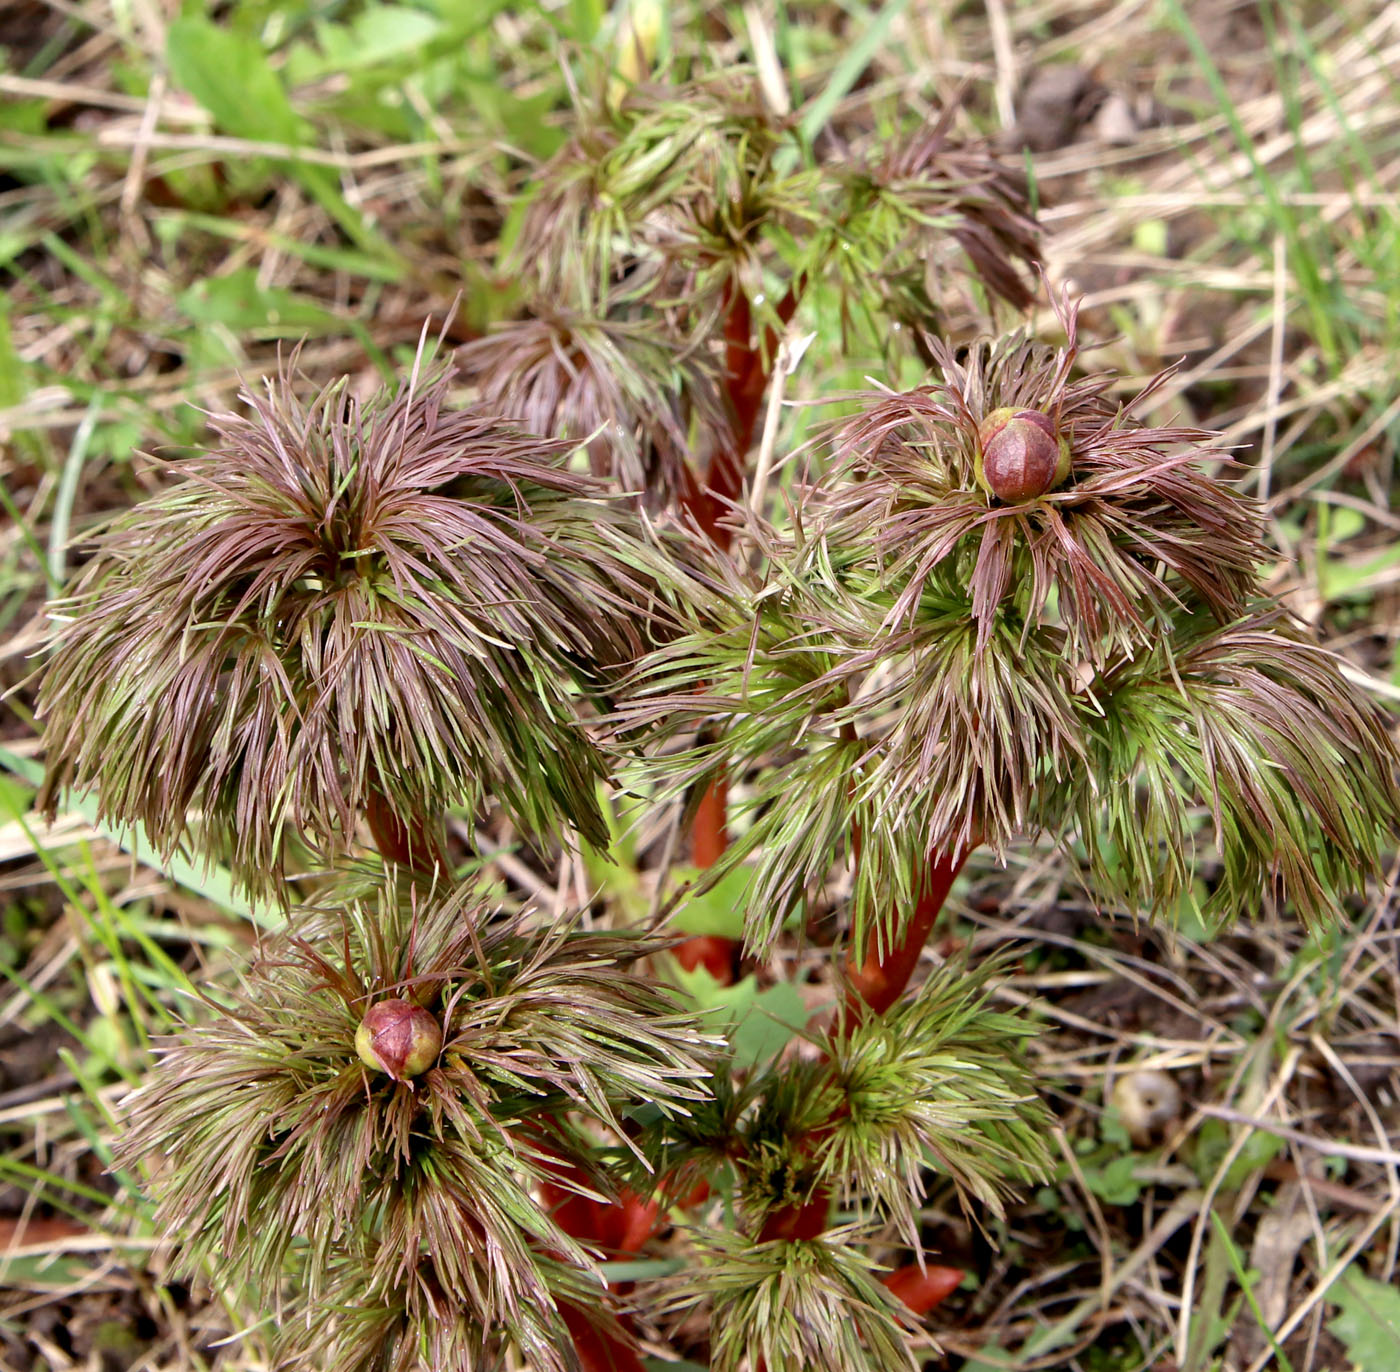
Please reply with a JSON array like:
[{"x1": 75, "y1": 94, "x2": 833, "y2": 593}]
[
  {"x1": 843, "y1": 847, "x2": 972, "y2": 1019},
  {"x1": 675, "y1": 770, "x2": 736, "y2": 983},
  {"x1": 880, "y1": 1262, "x2": 964, "y2": 1316},
  {"x1": 674, "y1": 283, "x2": 801, "y2": 977},
  {"x1": 558, "y1": 282, "x2": 812, "y2": 1358},
  {"x1": 364, "y1": 782, "x2": 448, "y2": 875},
  {"x1": 542, "y1": 1161, "x2": 660, "y2": 1372},
  {"x1": 690, "y1": 771, "x2": 731, "y2": 869},
  {"x1": 679, "y1": 283, "x2": 798, "y2": 549},
  {"x1": 559, "y1": 1302, "x2": 647, "y2": 1372},
  {"x1": 758, "y1": 1190, "x2": 831, "y2": 1242},
  {"x1": 539, "y1": 282, "x2": 786, "y2": 1341}
]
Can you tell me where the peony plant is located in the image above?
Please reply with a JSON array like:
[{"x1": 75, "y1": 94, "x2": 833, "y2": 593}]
[{"x1": 34, "y1": 66, "x2": 1400, "y2": 1372}]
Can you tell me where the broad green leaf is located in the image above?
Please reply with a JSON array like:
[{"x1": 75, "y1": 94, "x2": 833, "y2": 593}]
[
  {"x1": 165, "y1": 17, "x2": 399, "y2": 264},
  {"x1": 1081, "y1": 1153, "x2": 1143, "y2": 1206},
  {"x1": 1329, "y1": 1270, "x2": 1400, "y2": 1371},
  {"x1": 672, "y1": 864, "x2": 753, "y2": 940},
  {"x1": 0, "y1": 771, "x2": 33, "y2": 821},
  {"x1": 731, "y1": 980, "x2": 808, "y2": 1069},
  {"x1": 166, "y1": 18, "x2": 303, "y2": 145},
  {"x1": 672, "y1": 967, "x2": 809, "y2": 1068},
  {"x1": 329, "y1": 7, "x2": 442, "y2": 66},
  {"x1": 1192, "y1": 1118, "x2": 1286, "y2": 1189},
  {"x1": 177, "y1": 269, "x2": 341, "y2": 333}
]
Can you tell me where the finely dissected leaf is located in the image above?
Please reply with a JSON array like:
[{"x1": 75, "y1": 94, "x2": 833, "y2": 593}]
[
  {"x1": 820, "y1": 956, "x2": 1051, "y2": 1241},
  {"x1": 818, "y1": 102, "x2": 1039, "y2": 354},
  {"x1": 507, "y1": 71, "x2": 1036, "y2": 364},
  {"x1": 1081, "y1": 608, "x2": 1400, "y2": 926},
  {"x1": 509, "y1": 70, "x2": 801, "y2": 313},
  {"x1": 668, "y1": 1225, "x2": 919, "y2": 1372},
  {"x1": 809, "y1": 292, "x2": 1265, "y2": 662},
  {"x1": 459, "y1": 305, "x2": 729, "y2": 506},
  {"x1": 118, "y1": 877, "x2": 719, "y2": 1372},
  {"x1": 37, "y1": 351, "x2": 673, "y2": 894},
  {"x1": 621, "y1": 290, "x2": 1400, "y2": 950}
]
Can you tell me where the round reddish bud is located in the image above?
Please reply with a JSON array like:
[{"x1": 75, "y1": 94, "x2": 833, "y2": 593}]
[
  {"x1": 355, "y1": 999, "x2": 442, "y2": 1080},
  {"x1": 975, "y1": 406, "x2": 1072, "y2": 503}
]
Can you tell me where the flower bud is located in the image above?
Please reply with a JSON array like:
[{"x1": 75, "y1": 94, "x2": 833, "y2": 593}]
[
  {"x1": 975, "y1": 407, "x2": 1072, "y2": 503},
  {"x1": 355, "y1": 999, "x2": 442, "y2": 1080}
]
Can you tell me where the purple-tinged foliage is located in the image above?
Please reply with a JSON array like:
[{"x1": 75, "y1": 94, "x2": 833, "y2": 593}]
[
  {"x1": 813, "y1": 293, "x2": 1266, "y2": 658},
  {"x1": 457, "y1": 306, "x2": 729, "y2": 505},
  {"x1": 37, "y1": 353, "x2": 669, "y2": 894},
  {"x1": 119, "y1": 879, "x2": 717, "y2": 1372},
  {"x1": 822, "y1": 101, "x2": 1040, "y2": 353},
  {"x1": 622, "y1": 294, "x2": 1400, "y2": 950}
]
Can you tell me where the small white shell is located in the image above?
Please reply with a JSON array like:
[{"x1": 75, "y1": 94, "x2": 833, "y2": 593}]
[{"x1": 1110, "y1": 1069, "x2": 1182, "y2": 1147}]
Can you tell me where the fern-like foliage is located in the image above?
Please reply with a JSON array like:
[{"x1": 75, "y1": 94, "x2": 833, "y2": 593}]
[
  {"x1": 820, "y1": 956, "x2": 1051, "y2": 1243},
  {"x1": 460, "y1": 71, "x2": 1039, "y2": 508},
  {"x1": 457, "y1": 305, "x2": 729, "y2": 506},
  {"x1": 1081, "y1": 609, "x2": 1400, "y2": 925},
  {"x1": 622, "y1": 293, "x2": 1400, "y2": 950},
  {"x1": 666, "y1": 1226, "x2": 919, "y2": 1372},
  {"x1": 118, "y1": 879, "x2": 718, "y2": 1372},
  {"x1": 629, "y1": 957, "x2": 1047, "y2": 1275},
  {"x1": 38, "y1": 353, "x2": 669, "y2": 894}
]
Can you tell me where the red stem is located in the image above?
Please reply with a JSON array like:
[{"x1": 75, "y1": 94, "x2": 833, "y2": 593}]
[
  {"x1": 843, "y1": 846, "x2": 972, "y2": 1020},
  {"x1": 553, "y1": 275, "x2": 791, "y2": 1348},
  {"x1": 690, "y1": 771, "x2": 731, "y2": 869},
  {"x1": 880, "y1": 1262, "x2": 964, "y2": 1317},
  {"x1": 559, "y1": 1302, "x2": 647, "y2": 1372},
  {"x1": 365, "y1": 783, "x2": 448, "y2": 875},
  {"x1": 758, "y1": 1190, "x2": 831, "y2": 1242},
  {"x1": 674, "y1": 283, "x2": 800, "y2": 982},
  {"x1": 543, "y1": 1160, "x2": 660, "y2": 1372},
  {"x1": 678, "y1": 281, "x2": 800, "y2": 550}
]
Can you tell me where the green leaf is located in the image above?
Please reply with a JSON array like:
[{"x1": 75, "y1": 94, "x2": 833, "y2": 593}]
[
  {"x1": 0, "y1": 766, "x2": 32, "y2": 822},
  {"x1": 672, "y1": 864, "x2": 753, "y2": 940},
  {"x1": 1192, "y1": 1118, "x2": 1285, "y2": 1189},
  {"x1": 1081, "y1": 1153, "x2": 1143, "y2": 1206},
  {"x1": 1132, "y1": 218, "x2": 1169, "y2": 256},
  {"x1": 166, "y1": 18, "x2": 304, "y2": 145},
  {"x1": 1329, "y1": 1269, "x2": 1400, "y2": 1371},
  {"x1": 164, "y1": 17, "x2": 400, "y2": 265},
  {"x1": 176, "y1": 269, "x2": 340, "y2": 333},
  {"x1": 732, "y1": 981, "x2": 808, "y2": 1070},
  {"x1": 324, "y1": 6, "x2": 443, "y2": 68},
  {"x1": 600, "y1": 1258, "x2": 685, "y2": 1282},
  {"x1": 792, "y1": 0, "x2": 909, "y2": 154},
  {"x1": 957, "y1": 1349, "x2": 1013, "y2": 1372},
  {"x1": 672, "y1": 967, "x2": 809, "y2": 1069}
]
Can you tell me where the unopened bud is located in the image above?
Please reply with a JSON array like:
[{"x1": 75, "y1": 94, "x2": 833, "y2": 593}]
[
  {"x1": 355, "y1": 999, "x2": 442, "y2": 1080},
  {"x1": 975, "y1": 407, "x2": 1071, "y2": 503}
]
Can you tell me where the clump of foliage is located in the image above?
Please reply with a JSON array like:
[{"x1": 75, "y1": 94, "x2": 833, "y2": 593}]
[
  {"x1": 35, "y1": 62, "x2": 1400, "y2": 1372},
  {"x1": 458, "y1": 68, "x2": 1037, "y2": 536},
  {"x1": 38, "y1": 348, "x2": 661, "y2": 891},
  {"x1": 121, "y1": 879, "x2": 714, "y2": 1372},
  {"x1": 627, "y1": 294, "x2": 1400, "y2": 966}
]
